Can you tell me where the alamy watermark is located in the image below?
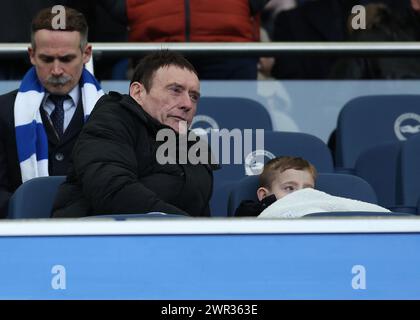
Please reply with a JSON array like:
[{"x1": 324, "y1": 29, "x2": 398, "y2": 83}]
[
  {"x1": 155, "y1": 121, "x2": 265, "y2": 171},
  {"x1": 351, "y1": 5, "x2": 366, "y2": 30},
  {"x1": 351, "y1": 265, "x2": 367, "y2": 290},
  {"x1": 51, "y1": 5, "x2": 66, "y2": 30},
  {"x1": 51, "y1": 264, "x2": 66, "y2": 290}
]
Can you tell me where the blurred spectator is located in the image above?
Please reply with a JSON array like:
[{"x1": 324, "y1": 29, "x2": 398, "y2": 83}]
[
  {"x1": 327, "y1": 1, "x2": 420, "y2": 157},
  {"x1": 125, "y1": 0, "x2": 269, "y2": 80},
  {"x1": 269, "y1": 0, "x2": 410, "y2": 79},
  {"x1": 0, "y1": 1, "x2": 127, "y2": 80},
  {"x1": 261, "y1": 0, "x2": 297, "y2": 38},
  {"x1": 270, "y1": 0, "x2": 359, "y2": 79},
  {"x1": 330, "y1": 2, "x2": 420, "y2": 79},
  {"x1": 0, "y1": 1, "x2": 62, "y2": 79},
  {"x1": 258, "y1": 0, "x2": 297, "y2": 80},
  {"x1": 72, "y1": 0, "x2": 128, "y2": 80}
]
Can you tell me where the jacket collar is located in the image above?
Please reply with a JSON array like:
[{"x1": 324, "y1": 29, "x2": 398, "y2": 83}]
[
  {"x1": 119, "y1": 93, "x2": 167, "y2": 132},
  {"x1": 117, "y1": 92, "x2": 220, "y2": 170}
]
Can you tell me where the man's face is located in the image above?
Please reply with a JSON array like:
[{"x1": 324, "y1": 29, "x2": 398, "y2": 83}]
[
  {"x1": 130, "y1": 65, "x2": 200, "y2": 133},
  {"x1": 258, "y1": 169, "x2": 315, "y2": 201},
  {"x1": 28, "y1": 29, "x2": 92, "y2": 95}
]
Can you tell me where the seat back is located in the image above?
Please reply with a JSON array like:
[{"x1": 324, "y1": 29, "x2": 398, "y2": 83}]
[
  {"x1": 227, "y1": 175, "x2": 259, "y2": 216},
  {"x1": 315, "y1": 173, "x2": 378, "y2": 204},
  {"x1": 228, "y1": 173, "x2": 377, "y2": 216},
  {"x1": 209, "y1": 131, "x2": 334, "y2": 216},
  {"x1": 191, "y1": 96, "x2": 273, "y2": 133},
  {"x1": 7, "y1": 176, "x2": 66, "y2": 219},
  {"x1": 418, "y1": 197, "x2": 420, "y2": 215},
  {"x1": 355, "y1": 141, "x2": 402, "y2": 208},
  {"x1": 212, "y1": 130, "x2": 333, "y2": 184},
  {"x1": 336, "y1": 95, "x2": 420, "y2": 169},
  {"x1": 400, "y1": 133, "x2": 420, "y2": 207}
]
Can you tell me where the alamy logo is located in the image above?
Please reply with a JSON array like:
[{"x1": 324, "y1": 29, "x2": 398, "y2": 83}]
[
  {"x1": 51, "y1": 265, "x2": 66, "y2": 290},
  {"x1": 190, "y1": 115, "x2": 219, "y2": 136},
  {"x1": 156, "y1": 124, "x2": 265, "y2": 165},
  {"x1": 351, "y1": 5, "x2": 366, "y2": 30},
  {"x1": 394, "y1": 113, "x2": 420, "y2": 141},
  {"x1": 351, "y1": 265, "x2": 366, "y2": 290},
  {"x1": 244, "y1": 150, "x2": 276, "y2": 176},
  {"x1": 51, "y1": 5, "x2": 66, "y2": 30}
]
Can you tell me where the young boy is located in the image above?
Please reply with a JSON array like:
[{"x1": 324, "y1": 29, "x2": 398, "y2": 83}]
[{"x1": 235, "y1": 156, "x2": 317, "y2": 216}]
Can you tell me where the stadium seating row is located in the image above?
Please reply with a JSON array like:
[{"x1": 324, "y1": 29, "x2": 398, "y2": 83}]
[
  {"x1": 336, "y1": 95, "x2": 420, "y2": 171},
  {"x1": 207, "y1": 130, "x2": 420, "y2": 216},
  {"x1": 193, "y1": 95, "x2": 420, "y2": 215},
  {"x1": 7, "y1": 171, "x2": 418, "y2": 219},
  {"x1": 5, "y1": 95, "x2": 420, "y2": 218}
]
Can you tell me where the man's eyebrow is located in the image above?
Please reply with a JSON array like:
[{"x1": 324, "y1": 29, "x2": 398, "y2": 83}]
[
  {"x1": 167, "y1": 82, "x2": 183, "y2": 87},
  {"x1": 38, "y1": 54, "x2": 53, "y2": 59},
  {"x1": 38, "y1": 53, "x2": 76, "y2": 59},
  {"x1": 167, "y1": 82, "x2": 201, "y2": 97}
]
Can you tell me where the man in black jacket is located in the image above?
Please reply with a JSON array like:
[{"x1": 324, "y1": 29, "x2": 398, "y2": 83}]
[
  {"x1": 52, "y1": 51, "x2": 217, "y2": 218},
  {"x1": 0, "y1": 7, "x2": 102, "y2": 218}
]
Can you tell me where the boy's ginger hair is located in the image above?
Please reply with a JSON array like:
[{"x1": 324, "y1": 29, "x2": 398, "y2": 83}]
[{"x1": 259, "y1": 156, "x2": 317, "y2": 189}]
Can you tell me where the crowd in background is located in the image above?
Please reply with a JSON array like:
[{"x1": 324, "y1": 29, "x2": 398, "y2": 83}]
[{"x1": 0, "y1": 0, "x2": 419, "y2": 81}]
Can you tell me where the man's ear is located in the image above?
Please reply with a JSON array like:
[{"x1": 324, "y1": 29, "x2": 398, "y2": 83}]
[
  {"x1": 28, "y1": 46, "x2": 35, "y2": 66},
  {"x1": 82, "y1": 44, "x2": 93, "y2": 64},
  {"x1": 129, "y1": 81, "x2": 146, "y2": 105},
  {"x1": 257, "y1": 187, "x2": 270, "y2": 202}
]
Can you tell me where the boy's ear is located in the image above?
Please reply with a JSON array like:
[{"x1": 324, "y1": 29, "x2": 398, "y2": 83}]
[{"x1": 257, "y1": 187, "x2": 270, "y2": 202}]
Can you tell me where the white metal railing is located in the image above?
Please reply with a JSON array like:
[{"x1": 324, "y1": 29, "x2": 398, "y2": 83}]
[
  {"x1": 1, "y1": 42, "x2": 420, "y2": 56},
  {"x1": 1, "y1": 217, "x2": 420, "y2": 236}
]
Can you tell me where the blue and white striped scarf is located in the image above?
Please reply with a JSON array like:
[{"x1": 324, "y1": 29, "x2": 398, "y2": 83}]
[{"x1": 14, "y1": 67, "x2": 104, "y2": 183}]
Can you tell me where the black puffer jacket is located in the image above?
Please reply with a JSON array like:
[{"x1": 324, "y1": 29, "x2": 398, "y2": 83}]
[{"x1": 52, "y1": 92, "x2": 215, "y2": 217}]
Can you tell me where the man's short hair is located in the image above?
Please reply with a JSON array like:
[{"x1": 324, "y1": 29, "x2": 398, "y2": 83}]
[
  {"x1": 31, "y1": 6, "x2": 88, "y2": 50},
  {"x1": 130, "y1": 50, "x2": 198, "y2": 91},
  {"x1": 259, "y1": 156, "x2": 318, "y2": 189}
]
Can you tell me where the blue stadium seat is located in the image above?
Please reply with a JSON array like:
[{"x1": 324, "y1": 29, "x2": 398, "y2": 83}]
[
  {"x1": 400, "y1": 134, "x2": 420, "y2": 209},
  {"x1": 7, "y1": 176, "x2": 66, "y2": 219},
  {"x1": 355, "y1": 141, "x2": 402, "y2": 209},
  {"x1": 418, "y1": 197, "x2": 420, "y2": 215},
  {"x1": 212, "y1": 130, "x2": 334, "y2": 182},
  {"x1": 335, "y1": 95, "x2": 420, "y2": 170},
  {"x1": 315, "y1": 173, "x2": 378, "y2": 204},
  {"x1": 210, "y1": 131, "x2": 334, "y2": 216},
  {"x1": 227, "y1": 175, "x2": 259, "y2": 216},
  {"x1": 191, "y1": 96, "x2": 273, "y2": 133},
  {"x1": 227, "y1": 173, "x2": 378, "y2": 216}
]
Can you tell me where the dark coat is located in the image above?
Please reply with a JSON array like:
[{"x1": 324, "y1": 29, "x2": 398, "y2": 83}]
[
  {"x1": 52, "y1": 92, "x2": 215, "y2": 218},
  {"x1": 330, "y1": 8, "x2": 420, "y2": 79},
  {"x1": 271, "y1": 0, "x2": 350, "y2": 79},
  {"x1": 0, "y1": 89, "x2": 85, "y2": 218},
  {"x1": 234, "y1": 194, "x2": 276, "y2": 217},
  {"x1": 271, "y1": 0, "x2": 413, "y2": 79}
]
